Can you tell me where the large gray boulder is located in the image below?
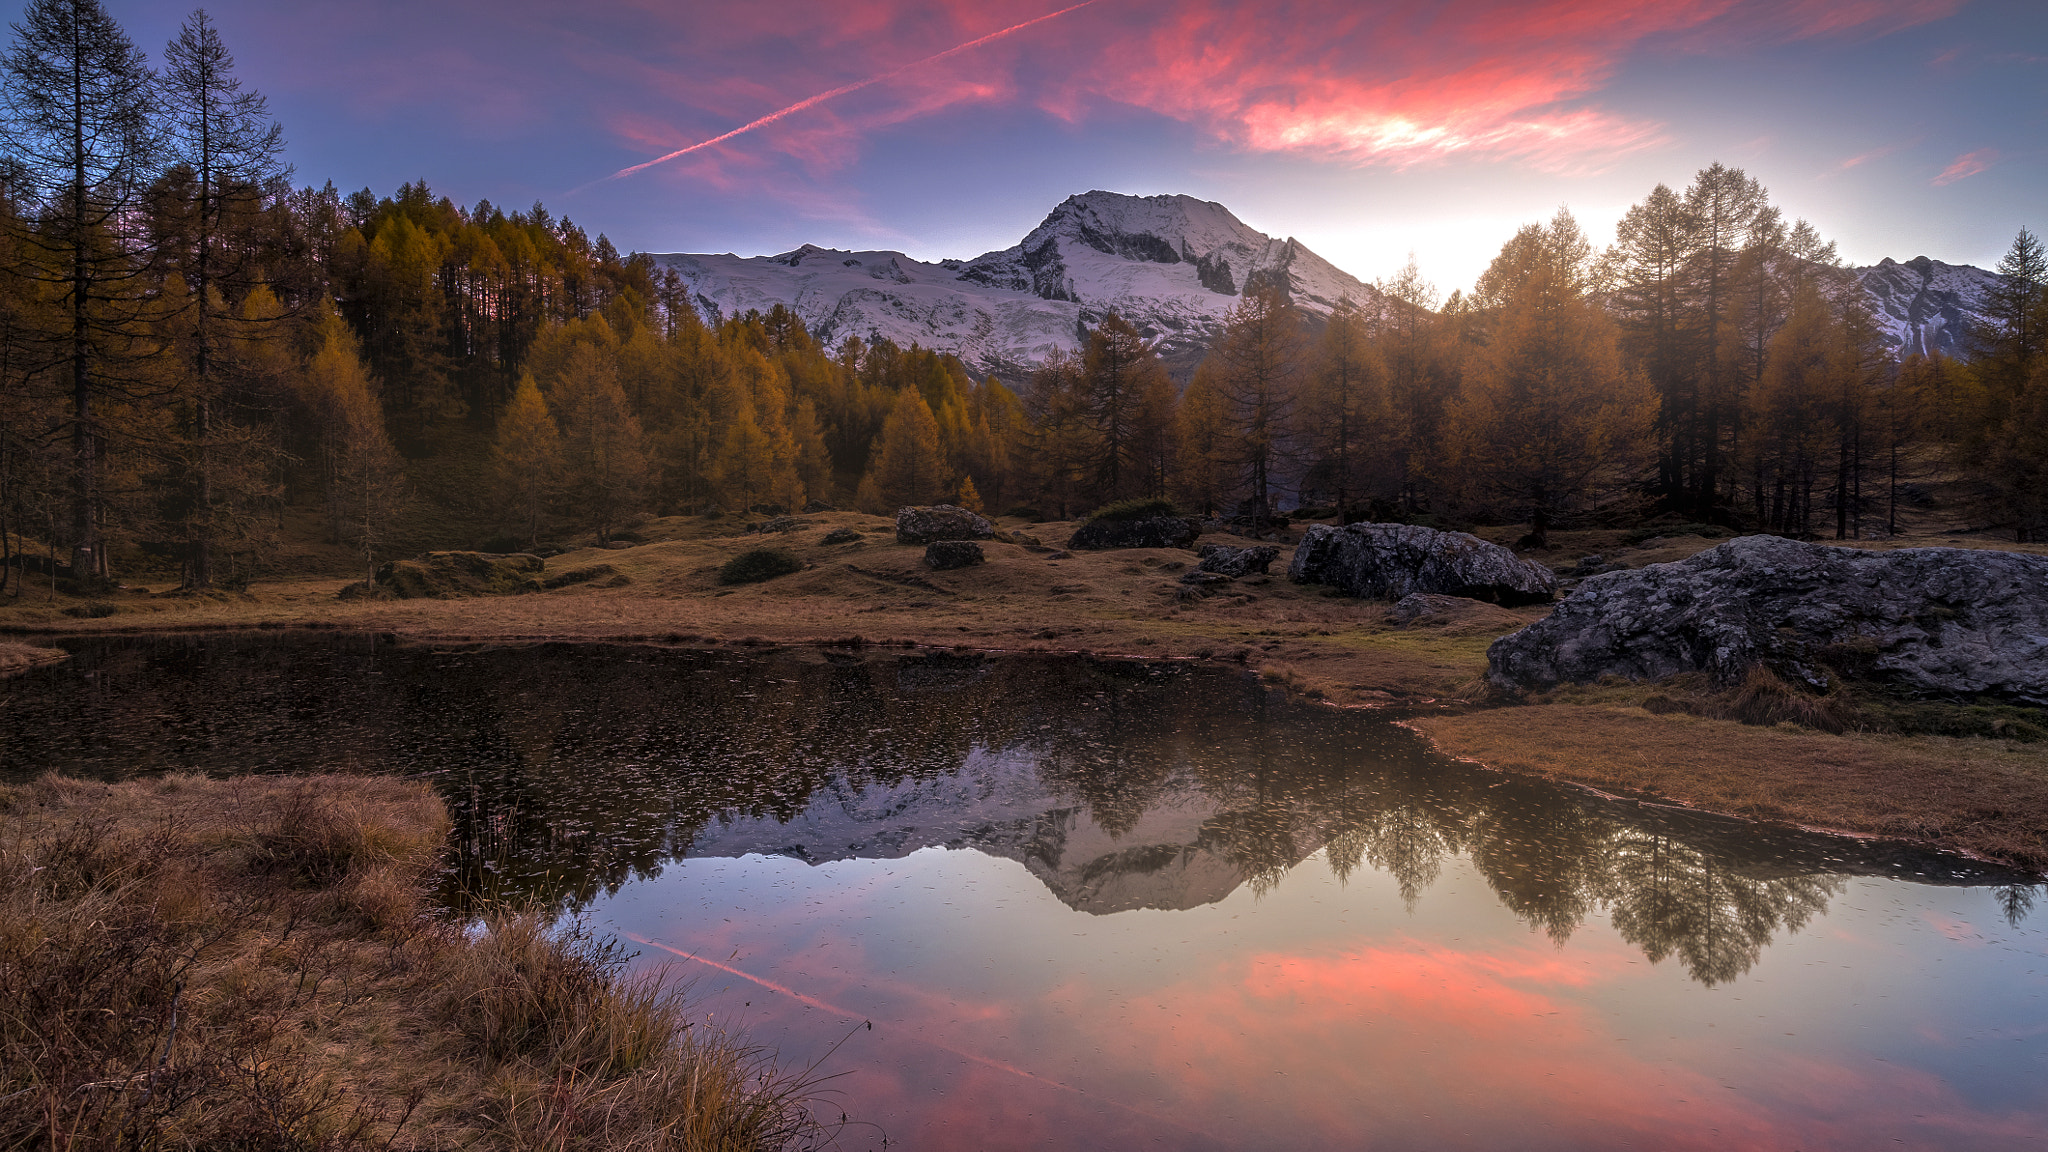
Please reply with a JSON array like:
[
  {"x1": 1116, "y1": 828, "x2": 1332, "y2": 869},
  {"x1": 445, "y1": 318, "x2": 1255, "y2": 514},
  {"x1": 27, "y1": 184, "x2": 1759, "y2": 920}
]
[
  {"x1": 1067, "y1": 516, "x2": 1200, "y2": 551},
  {"x1": 1196, "y1": 543, "x2": 1279, "y2": 577},
  {"x1": 895, "y1": 504, "x2": 994, "y2": 545},
  {"x1": 1288, "y1": 523, "x2": 1557, "y2": 605},
  {"x1": 1488, "y1": 535, "x2": 2048, "y2": 704}
]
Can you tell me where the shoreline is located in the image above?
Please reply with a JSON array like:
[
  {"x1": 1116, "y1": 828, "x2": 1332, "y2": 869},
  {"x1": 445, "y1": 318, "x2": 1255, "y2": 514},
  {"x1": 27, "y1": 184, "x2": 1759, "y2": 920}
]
[{"x1": 8, "y1": 510, "x2": 2045, "y2": 873}]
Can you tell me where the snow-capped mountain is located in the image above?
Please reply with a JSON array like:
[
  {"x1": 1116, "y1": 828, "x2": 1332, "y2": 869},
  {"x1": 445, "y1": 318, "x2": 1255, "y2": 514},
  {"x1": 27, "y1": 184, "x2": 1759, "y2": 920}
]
[
  {"x1": 649, "y1": 191, "x2": 1381, "y2": 379},
  {"x1": 1850, "y1": 256, "x2": 2001, "y2": 359},
  {"x1": 649, "y1": 190, "x2": 2006, "y2": 378}
]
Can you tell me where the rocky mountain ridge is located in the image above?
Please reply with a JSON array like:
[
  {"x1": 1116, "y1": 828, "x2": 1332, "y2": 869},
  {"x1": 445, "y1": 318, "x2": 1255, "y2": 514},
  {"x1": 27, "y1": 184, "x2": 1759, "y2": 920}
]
[
  {"x1": 650, "y1": 191, "x2": 1380, "y2": 379},
  {"x1": 648, "y1": 191, "x2": 2003, "y2": 377}
]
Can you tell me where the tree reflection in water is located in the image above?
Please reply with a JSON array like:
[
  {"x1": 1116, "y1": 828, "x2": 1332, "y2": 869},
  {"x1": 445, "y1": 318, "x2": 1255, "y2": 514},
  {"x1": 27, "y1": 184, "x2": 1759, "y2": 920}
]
[{"x1": 5, "y1": 633, "x2": 2035, "y2": 988}]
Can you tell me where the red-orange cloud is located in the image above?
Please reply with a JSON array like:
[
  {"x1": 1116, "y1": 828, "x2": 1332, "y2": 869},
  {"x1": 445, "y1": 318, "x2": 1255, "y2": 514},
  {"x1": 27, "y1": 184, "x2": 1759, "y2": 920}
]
[{"x1": 600, "y1": 0, "x2": 1966, "y2": 182}]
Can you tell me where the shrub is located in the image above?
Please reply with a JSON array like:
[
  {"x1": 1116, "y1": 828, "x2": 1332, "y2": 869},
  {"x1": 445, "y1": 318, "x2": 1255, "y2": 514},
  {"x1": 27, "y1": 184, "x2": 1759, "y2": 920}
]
[
  {"x1": 1085, "y1": 497, "x2": 1180, "y2": 523},
  {"x1": 718, "y1": 548, "x2": 803, "y2": 585}
]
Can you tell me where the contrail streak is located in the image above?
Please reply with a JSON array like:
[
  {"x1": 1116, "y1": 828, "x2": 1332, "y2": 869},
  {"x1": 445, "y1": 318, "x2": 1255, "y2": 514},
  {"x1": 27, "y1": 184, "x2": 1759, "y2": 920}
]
[
  {"x1": 602, "y1": 1, "x2": 1095, "y2": 182},
  {"x1": 626, "y1": 931, "x2": 1219, "y2": 1143}
]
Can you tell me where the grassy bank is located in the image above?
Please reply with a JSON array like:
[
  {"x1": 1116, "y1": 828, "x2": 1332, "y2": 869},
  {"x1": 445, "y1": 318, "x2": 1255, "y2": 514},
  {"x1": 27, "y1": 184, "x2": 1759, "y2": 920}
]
[
  {"x1": 0, "y1": 774, "x2": 825, "y2": 1150},
  {"x1": 6, "y1": 510, "x2": 2046, "y2": 872}
]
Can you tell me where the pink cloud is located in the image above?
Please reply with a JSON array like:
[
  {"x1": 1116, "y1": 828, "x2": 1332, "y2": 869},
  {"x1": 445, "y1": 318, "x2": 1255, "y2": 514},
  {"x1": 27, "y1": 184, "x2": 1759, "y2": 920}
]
[
  {"x1": 1934, "y1": 147, "x2": 1998, "y2": 185},
  {"x1": 1837, "y1": 140, "x2": 1907, "y2": 169},
  {"x1": 595, "y1": 0, "x2": 1963, "y2": 187}
]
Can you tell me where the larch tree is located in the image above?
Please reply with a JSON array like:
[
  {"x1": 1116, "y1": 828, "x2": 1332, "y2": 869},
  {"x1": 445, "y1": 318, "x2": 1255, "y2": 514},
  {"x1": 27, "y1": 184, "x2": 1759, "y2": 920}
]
[
  {"x1": 1298, "y1": 297, "x2": 1388, "y2": 519},
  {"x1": 1080, "y1": 312, "x2": 1170, "y2": 501},
  {"x1": 859, "y1": 387, "x2": 948, "y2": 511},
  {"x1": 551, "y1": 342, "x2": 648, "y2": 544},
  {"x1": 1171, "y1": 360, "x2": 1233, "y2": 517},
  {"x1": 1, "y1": 0, "x2": 161, "y2": 581},
  {"x1": 298, "y1": 313, "x2": 404, "y2": 578},
  {"x1": 1205, "y1": 282, "x2": 1306, "y2": 526},
  {"x1": 156, "y1": 7, "x2": 285, "y2": 586},
  {"x1": 1373, "y1": 256, "x2": 1450, "y2": 512},
  {"x1": 492, "y1": 372, "x2": 560, "y2": 548},
  {"x1": 1019, "y1": 350, "x2": 1094, "y2": 517},
  {"x1": 1748, "y1": 284, "x2": 1852, "y2": 538},
  {"x1": 1447, "y1": 210, "x2": 1652, "y2": 548}
]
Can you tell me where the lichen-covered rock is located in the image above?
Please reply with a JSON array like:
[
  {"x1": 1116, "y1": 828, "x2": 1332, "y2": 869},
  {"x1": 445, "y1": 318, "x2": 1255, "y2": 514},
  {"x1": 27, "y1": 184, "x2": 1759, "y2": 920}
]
[
  {"x1": 896, "y1": 504, "x2": 994, "y2": 545},
  {"x1": 1067, "y1": 516, "x2": 1200, "y2": 551},
  {"x1": 352, "y1": 551, "x2": 544, "y2": 599},
  {"x1": 924, "y1": 540, "x2": 985, "y2": 570},
  {"x1": 1288, "y1": 523, "x2": 1556, "y2": 605},
  {"x1": 1488, "y1": 535, "x2": 2048, "y2": 704},
  {"x1": 1197, "y1": 543, "x2": 1278, "y2": 578}
]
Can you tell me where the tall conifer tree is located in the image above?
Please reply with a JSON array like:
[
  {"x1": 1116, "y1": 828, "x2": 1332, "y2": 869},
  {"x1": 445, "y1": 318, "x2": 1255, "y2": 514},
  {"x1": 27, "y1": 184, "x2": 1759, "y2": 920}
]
[{"x1": 1, "y1": 0, "x2": 160, "y2": 580}]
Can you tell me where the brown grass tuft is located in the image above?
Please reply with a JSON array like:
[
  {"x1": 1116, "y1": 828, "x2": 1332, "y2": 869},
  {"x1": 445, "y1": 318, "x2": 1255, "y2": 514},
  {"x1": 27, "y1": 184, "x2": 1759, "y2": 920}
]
[{"x1": 0, "y1": 773, "x2": 830, "y2": 1150}]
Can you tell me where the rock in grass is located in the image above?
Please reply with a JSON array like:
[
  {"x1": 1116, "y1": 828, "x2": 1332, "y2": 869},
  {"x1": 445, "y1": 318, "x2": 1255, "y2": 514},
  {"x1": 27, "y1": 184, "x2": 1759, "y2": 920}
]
[
  {"x1": 718, "y1": 548, "x2": 803, "y2": 585},
  {"x1": 1487, "y1": 535, "x2": 2048, "y2": 704},
  {"x1": 1288, "y1": 523, "x2": 1555, "y2": 605},
  {"x1": 1067, "y1": 516, "x2": 1200, "y2": 551},
  {"x1": 821, "y1": 527, "x2": 862, "y2": 545},
  {"x1": 351, "y1": 551, "x2": 545, "y2": 599},
  {"x1": 1387, "y1": 592, "x2": 1472, "y2": 624},
  {"x1": 896, "y1": 504, "x2": 994, "y2": 545},
  {"x1": 1196, "y1": 543, "x2": 1278, "y2": 577},
  {"x1": 924, "y1": 540, "x2": 984, "y2": 570}
]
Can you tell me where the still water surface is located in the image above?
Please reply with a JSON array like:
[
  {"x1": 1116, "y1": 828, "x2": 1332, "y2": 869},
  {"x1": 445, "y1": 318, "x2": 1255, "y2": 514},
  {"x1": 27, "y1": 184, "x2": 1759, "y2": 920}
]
[{"x1": 5, "y1": 632, "x2": 2046, "y2": 1149}]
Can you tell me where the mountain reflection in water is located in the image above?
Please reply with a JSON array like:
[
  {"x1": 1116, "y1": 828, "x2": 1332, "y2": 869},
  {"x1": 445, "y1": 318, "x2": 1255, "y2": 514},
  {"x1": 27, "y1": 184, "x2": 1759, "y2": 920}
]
[{"x1": 2, "y1": 632, "x2": 2030, "y2": 991}]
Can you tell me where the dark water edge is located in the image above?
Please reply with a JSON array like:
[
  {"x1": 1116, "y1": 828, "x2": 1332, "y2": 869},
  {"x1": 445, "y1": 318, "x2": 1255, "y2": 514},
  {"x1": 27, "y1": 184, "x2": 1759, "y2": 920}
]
[{"x1": 3, "y1": 630, "x2": 2036, "y2": 990}]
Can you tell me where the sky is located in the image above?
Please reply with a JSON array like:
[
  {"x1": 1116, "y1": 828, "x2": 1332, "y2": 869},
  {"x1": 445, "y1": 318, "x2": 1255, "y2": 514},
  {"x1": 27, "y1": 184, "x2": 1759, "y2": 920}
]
[{"x1": 86, "y1": 0, "x2": 2048, "y2": 294}]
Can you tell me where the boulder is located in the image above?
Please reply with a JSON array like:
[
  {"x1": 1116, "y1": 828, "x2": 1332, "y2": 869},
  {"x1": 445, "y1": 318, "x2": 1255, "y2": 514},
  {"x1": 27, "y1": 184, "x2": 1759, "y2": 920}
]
[
  {"x1": 924, "y1": 540, "x2": 985, "y2": 570},
  {"x1": 896, "y1": 504, "x2": 994, "y2": 545},
  {"x1": 821, "y1": 527, "x2": 862, "y2": 545},
  {"x1": 1487, "y1": 535, "x2": 2048, "y2": 704},
  {"x1": 802, "y1": 500, "x2": 836, "y2": 513},
  {"x1": 1387, "y1": 592, "x2": 1471, "y2": 624},
  {"x1": 1067, "y1": 516, "x2": 1200, "y2": 551},
  {"x1": 1197, "y1": 543, "x2": 1279, "y2": 578},
  {"x1": 748, "y1": 516, "x2": 801, "y2": 534},
  {"x1": 1288, "y1": 523, "x2": 1557, "y2": 605},
  {"x1": 353, "y1": 551, "x2": 544, "y2": 599}
]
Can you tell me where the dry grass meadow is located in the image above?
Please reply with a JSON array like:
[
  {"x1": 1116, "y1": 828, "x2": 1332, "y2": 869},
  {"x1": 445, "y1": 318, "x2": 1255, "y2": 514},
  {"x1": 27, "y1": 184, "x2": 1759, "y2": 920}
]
[{"x1": 0, "y1": 773, "x2": 829, "y2": 1150}]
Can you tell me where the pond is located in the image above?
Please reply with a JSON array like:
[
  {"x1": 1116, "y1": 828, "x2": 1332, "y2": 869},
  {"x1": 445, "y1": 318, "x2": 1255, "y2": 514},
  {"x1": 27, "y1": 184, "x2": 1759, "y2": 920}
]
[{"x1": 5, "y1": 632, "x2": 2045, "y2": 1150}]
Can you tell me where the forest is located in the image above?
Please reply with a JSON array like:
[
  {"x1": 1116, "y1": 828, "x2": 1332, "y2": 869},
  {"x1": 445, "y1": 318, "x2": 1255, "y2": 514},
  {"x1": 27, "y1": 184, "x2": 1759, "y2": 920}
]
[{"x1": 3, "y1": 0, "x2": 2046, "y2": 594}]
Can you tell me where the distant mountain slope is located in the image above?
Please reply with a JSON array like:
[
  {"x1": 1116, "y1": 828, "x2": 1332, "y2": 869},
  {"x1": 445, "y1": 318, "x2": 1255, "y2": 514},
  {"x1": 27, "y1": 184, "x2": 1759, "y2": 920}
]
[
  {"x1": 650, "y1": 191, "x2": 1381, "y2": 379},
  {"x1": 1850, "y1": 256, "x2": 2001, "y2": 359},
  {"x1": 649, "y1": 191, "x2": 2002, "y2": 377}
]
